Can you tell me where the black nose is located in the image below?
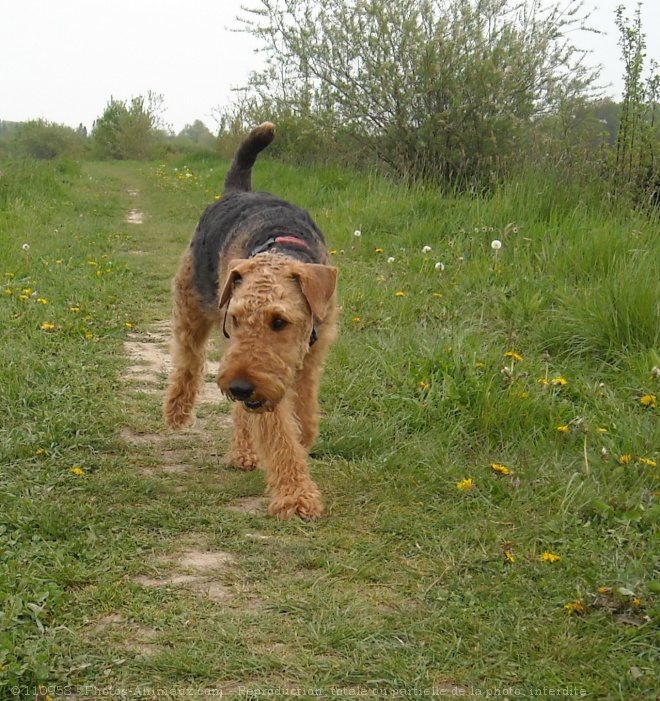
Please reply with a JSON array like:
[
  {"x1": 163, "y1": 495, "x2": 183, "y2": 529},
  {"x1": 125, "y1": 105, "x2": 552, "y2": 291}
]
[{"x1": 228, "y1": 377, "x2": 255, "y2": 401}]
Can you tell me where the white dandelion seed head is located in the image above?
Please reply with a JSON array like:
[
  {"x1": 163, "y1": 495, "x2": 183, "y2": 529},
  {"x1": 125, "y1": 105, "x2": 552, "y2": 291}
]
[
  {"x1": 435, "y1": 262, "x2": 445, "y2": 271},
  {"x1": 422, "y1": 245, "x2": 432, "y2": 254},
  {"x1": 22, "y1": 243, "x2": 30, "y2": 251},
  {"x1": 387, "y1": 257, "x2": 395, "y2": 264},
  {"x1": 491, "y1": 240, "x2": 502, "y2": 250},
  {"x1": 353, "y1": 230, "x2": 362, "y2": 237}
]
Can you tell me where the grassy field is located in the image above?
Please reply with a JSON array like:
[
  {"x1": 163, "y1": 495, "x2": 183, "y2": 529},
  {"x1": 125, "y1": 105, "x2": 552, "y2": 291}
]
[{"x1": 0, "y1": 152, "x2": 659, "y2": 700}]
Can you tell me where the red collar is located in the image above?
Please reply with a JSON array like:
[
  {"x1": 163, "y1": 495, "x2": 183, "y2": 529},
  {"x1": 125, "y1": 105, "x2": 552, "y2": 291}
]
[
  {"x1": 275, "y1": 235, "x2": 310, "y2": 248},
  {"x1": 250, "y1": 235, "x2": 310, "y2": 257}
]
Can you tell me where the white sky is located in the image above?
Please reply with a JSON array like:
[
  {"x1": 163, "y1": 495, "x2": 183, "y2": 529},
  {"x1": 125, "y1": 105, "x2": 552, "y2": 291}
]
[{"x1": 1, "y1": 0, "x2": 658, "y2": 134}]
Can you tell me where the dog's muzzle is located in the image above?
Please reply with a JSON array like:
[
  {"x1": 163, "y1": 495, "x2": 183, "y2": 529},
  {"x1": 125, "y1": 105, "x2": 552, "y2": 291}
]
[{"x1": 227, "y1": 377, "x2": 269, "y2": 411}]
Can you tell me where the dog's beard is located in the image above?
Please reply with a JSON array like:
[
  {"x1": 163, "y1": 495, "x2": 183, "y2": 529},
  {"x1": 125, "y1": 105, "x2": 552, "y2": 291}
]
[{"x1": 242, "y1": 397, "x2": 272, "y2": 412}]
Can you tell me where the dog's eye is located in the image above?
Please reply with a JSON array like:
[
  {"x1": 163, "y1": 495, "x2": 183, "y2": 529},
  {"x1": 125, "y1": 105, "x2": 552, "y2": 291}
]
[
  {"x1": 231, "y1": 315, "x2": 239, "y2": 328},
  {"x1": 271, "y1": 317, "x2": 288, "y2": 331}
]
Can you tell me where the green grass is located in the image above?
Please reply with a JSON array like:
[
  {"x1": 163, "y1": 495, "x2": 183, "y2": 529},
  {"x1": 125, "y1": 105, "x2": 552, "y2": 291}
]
[{"x1": 0, "y1": 153, "x2": 659, "y2": 699}]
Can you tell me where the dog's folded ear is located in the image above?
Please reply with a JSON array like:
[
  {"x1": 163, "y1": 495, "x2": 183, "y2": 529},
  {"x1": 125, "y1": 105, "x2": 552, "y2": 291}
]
[
  {"x1": 219, "y1": 259, "x2": 251, "y2": 308},
  {"x1": 294, "y1": 263, "x2": 338, "y2": 321}
]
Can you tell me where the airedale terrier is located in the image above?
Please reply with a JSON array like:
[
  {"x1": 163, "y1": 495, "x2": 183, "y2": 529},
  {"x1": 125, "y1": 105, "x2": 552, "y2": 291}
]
[{"x1": 163, "y1": 122, "x2": 338, "y2": 520}]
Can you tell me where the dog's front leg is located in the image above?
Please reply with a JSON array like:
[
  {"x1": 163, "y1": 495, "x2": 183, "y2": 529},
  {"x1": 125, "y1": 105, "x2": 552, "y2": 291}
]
[{"x1": 253, "y1": 399, "x2": 324, "y2": 520}]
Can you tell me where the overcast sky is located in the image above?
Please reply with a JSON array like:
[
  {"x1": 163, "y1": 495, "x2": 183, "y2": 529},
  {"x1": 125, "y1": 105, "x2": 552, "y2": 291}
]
[{"x1": 1, "y1": 0, "x2": 658, "y2": 134}]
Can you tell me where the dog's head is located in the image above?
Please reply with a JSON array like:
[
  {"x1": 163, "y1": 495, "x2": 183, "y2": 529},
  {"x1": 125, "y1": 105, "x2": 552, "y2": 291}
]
[{"x1": 216, "y1": 253, "x2": 337, "y2": 412}]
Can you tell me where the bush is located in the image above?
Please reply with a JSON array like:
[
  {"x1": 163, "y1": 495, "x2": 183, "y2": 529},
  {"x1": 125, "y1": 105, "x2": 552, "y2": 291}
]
[
  {"x1": 10, "y1": 120, "x2": 86, "y2": 160},
  {"x1": 92, "y1": 93, "x2": 166, "y2": 160},
  {"x1": 235, "y1": 0, "x2": 599, "y2": 189}
]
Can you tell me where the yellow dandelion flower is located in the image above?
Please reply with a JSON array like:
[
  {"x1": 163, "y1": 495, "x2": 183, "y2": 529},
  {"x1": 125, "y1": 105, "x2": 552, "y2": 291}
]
[
  {"x1": 618, "y1": 454, "x2": 633, "y2": 465},
  {"x1": 504, "y1": 549, "x2": 515, "y2": 564},
  {"x1": 539, "y1": 551, "x2": 561, "y2": 563},
  {"x1": 432, "y1": 292, "x2": 442, "y2": 297},
  {"x1": 4, "y1": 288, "x2": 11, "y2": 294},
  {"x1": 330, "y1": 250, "x2": 338, "y2": 255},
  {"x1": 639, "y1": 457, "x2": 657, "y2": 467},
  {"x1": 565, "y1": 600, "x2": 585, "y2": 615},
  {"x1": 352, "y1": 317, "x2": 361, "y2": 323},
  {"x1": 70, "y1": 305, "x2": 80, "y2": 312},
  {"x1": 504, "y1": 351, "x2": 523, "y2": 362},
  {"x1": 395, "y1": 291, "x2": 406, "y2": 297},
  {"x1": 490, "y1": 463, "x2": 510, "y2": 475},
  {"x1": 37, "y1": 297, "x2": 48, "y2": 304},
  {"x1": 22, "y1": 288, "x2": 32, "y2": 295},
  {"x1": 41, "y1": 322, "x2": 55, "y2": 331},
  {"x1": 376, "y1": 276, "x2": 385, "y2": 282},
  {"x1": 19, "y1": 294, "x2": 28, "y2": 301},
  {"x1": 125, "y1": 322, "x2": 133, "y2": 328},
  {"x1": 597, "y1": 587, "x2": 611, "y2": 594},
  {"x1": 596, "y1": 427, "x2": 608, "y2": 434},
  {"x1": 557, "y1": 425, "x2": 569, "y2": 433},
  {"x1": 632, "y1": 597, "x2": 641, "y2": 607},
  {"x1": 553, "y1": 377, "x2": 568, "y2": 386},
  {"x1": 419, "y1": 380, "x2": 430, "y2": 391},
  {"x1": 70, "y1": 467, "x2": 85, "y2": 476},
  {"x1": 5, "y1": 272, "x2": 15, "y2": 278},
  {"x1": 475, "y1": 362, "x2": 485, "y2": 368},
  {"x1": 374, "y1": 247, "x2": 384, "y2": 253},
  {"x1": 55, "y1": 259, "x2": 62, "y2": 264},
  {"x1": 537, "y1": 378, "x2": 549, "y2": 386},
  {"x1": 640, "y1": 394, "x2": 657, "y2": 408},
  {"x1": 456, "y1": 478, "x2": 474, "y2": 491},
  {"x1": 85, "y1": 332, "x2": 94, "y2": 339},
  {"x1": 36, "y1": 448, "x2": 45, "y2": 455},
  {"x1": 87, "y1": 260, "x2": 98, "y2": 266}
]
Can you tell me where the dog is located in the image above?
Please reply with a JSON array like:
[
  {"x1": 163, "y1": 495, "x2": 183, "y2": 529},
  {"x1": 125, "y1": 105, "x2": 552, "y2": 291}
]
[{"x1": 164, "y1": 122, "x2": 338, "y2": 520}]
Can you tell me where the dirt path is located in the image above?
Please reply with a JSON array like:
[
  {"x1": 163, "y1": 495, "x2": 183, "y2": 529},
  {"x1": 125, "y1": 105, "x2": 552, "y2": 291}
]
[{"x1": 116, "y1": 191, "x2": 270, "y2": 618}]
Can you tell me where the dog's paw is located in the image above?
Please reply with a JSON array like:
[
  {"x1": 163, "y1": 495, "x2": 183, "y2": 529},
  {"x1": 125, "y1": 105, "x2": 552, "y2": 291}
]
[
  {"x1": 226, "y1": 452, "x2": 260, "y2": 471},
  {"x1": 269, "y1": 490, "x2": 325, "y2": 521}
]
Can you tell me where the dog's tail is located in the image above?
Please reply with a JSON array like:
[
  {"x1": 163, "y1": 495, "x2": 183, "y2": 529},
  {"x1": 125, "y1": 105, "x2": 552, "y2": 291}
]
[{"x1": 223, "y1": 122, "x2": 276, "y2": 194}]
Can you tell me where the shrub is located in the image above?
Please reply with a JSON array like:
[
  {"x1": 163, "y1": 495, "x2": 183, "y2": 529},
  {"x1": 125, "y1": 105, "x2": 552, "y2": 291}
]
[
  {"x1": 92, "y1": 93, "x2": 167, "y2": 160},
  {"x1": 10, "y1": 120, "x2": 86, "y2": 160},
  {"x1": 234, "y1": 0, "x2": 599, "y2": 189}
]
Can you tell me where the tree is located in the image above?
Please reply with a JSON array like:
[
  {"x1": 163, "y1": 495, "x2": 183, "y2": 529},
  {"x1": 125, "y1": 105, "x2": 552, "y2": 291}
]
[
  {"x1": 178, "y1": 120, "x2": 217, "y2": 149},
  {"x1": 613, "y1": 2, "x2": 659, "y2": 204},
  {"x1": 92, "y1": 93, "x2": 167, "y2": 160},
  {"x1": 235, "y1": 0, "x2": 600, "y2": 189}
]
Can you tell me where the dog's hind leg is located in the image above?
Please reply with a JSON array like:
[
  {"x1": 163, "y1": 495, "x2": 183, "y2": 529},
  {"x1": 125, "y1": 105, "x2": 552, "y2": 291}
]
[
  {"x1": 226, "y1": 403, "x2": 260, "y2": 470},
  {"x1": 164, "y1": 252, "x2": 213, "y2": 429}
]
